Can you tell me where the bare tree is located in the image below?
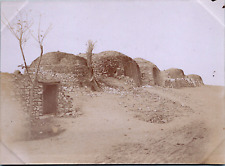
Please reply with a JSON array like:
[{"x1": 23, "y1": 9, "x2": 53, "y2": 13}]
[
  {"x1": 86, "y1": 40, "x2": 100, "y2": 91},
  {"x1": 2, "y1": 11, "x2": 52, "y2": 137},
  {"x1": 31, "y1": 15, "x2": 52, "y2": 84},
  {"x1": 2, "y1": 11, "x2": 52, "y2": 84},
  {"x1": 2, "y1": 11, "x2": 33, "y2": 82}
]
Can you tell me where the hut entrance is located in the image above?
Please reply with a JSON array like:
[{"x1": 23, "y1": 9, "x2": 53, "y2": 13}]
[
  {"x1": 43, "y1": 83, "x2": 58, "y2": 114},
  {"x1": 153, "y1": 67, "x2": 160, "y2": 86}
]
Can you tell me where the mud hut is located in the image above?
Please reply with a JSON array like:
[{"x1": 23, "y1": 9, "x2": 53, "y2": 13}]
[
  {"x1": 163, "y1": 68, "x2": 185, "y2": 79},
  {"x1": 15, "y1": 51, "x2": 90, "y2": 118},
  {"x1": 186, "y1": 74, "x2": 204, "y2": 86},
  {"x1": 30, "y1": 51, "x2": 88, "y2": 78},
  {"x1": 134, "y1": 58, "x2": 162, "y2": 86},
  {"x1": 79, "y1": 51, "x2": 142, "y2": 87},
  {"x1": 160, "y1": 68, "x2": 186, "y2": 88},
  {"x1": 161, "y1": 68, "x2": 204, "y2": 88}
]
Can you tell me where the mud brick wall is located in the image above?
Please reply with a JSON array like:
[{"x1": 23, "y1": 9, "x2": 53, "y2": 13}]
[
  {"x1": 138, "y1": 66, "x2": 155, "y2": 86},
  {"x1": 134, "y1": 58, "x2": 162, "y2": 86}
]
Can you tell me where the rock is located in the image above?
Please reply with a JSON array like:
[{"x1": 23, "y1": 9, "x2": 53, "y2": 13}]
[{"x1": 65, "y1": 112, "x2": 72, "y2": 116}]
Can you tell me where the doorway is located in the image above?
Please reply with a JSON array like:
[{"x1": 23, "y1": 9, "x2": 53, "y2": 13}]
[
  {"x1": 153, "y1": 67, "x2": 160, "y2": 86},
  {"x1": 43, "y1": 84, "x2": 58, "y2": 114}
]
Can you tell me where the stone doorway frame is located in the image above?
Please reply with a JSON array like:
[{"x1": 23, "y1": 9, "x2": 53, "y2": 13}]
[{"x1": 39, "y1": 81, "x2": 60, "y2": 115}]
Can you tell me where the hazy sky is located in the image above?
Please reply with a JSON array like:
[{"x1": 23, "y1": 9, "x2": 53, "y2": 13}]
[{"x1": 1, "y1": 0, "x2": 224, "y2": 86}]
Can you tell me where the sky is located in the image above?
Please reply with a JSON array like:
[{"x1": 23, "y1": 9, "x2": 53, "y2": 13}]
[{"x1": 1, "y1": 0, "x2": 224, "y2": 86}]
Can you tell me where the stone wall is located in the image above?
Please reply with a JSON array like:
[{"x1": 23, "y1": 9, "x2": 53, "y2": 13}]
[{"x1": 14, "y1": 65, "x2": 88, "y2": 119}]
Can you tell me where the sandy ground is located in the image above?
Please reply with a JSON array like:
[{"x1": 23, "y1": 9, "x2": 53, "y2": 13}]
[{"x1": 0, "y1": 75, "x2": 224, "y2": 164}]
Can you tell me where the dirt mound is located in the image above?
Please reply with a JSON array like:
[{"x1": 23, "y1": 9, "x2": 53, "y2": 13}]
[
  {"x1": 134, "y1": 58, "x2": 161, "y2": 86},
  {"x1": 29, "y1": 51, "x2": 88, "y2": 74},
  {"x1": 78, "y1": 51, "x2": 142, "y2": 87}
]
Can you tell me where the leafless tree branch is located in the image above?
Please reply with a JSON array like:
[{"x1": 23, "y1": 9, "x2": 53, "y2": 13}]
[{"x1": 86, "y1": 40, "x2": 100, "y2": 91}]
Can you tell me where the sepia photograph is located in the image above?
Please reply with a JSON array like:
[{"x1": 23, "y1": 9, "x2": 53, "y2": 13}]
[{"x1": 1, "y1": 0, "x2": 224, "y2": 164}]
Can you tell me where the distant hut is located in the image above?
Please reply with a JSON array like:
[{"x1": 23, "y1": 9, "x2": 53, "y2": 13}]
[
  {"x1": 161, "y1": 68, "x2": 203, "y2": 88},
  {"x1": 163, "y1": 68, "x2": 185, "y2": 79},
  {"x1": 134, "y1": 58, "x2": 162, "y2": 86},
  {"x1": 186, "y1": 74, "x2": 204, "y2": 86}
]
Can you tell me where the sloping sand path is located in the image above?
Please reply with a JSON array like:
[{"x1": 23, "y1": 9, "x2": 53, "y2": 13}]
[{"x1": 1, "y1": 85, "x2": 224, "y2": 163}]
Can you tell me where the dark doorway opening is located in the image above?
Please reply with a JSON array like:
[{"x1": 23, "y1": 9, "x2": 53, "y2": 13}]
[
  {"x1": 153, "y1": 67, "x2": 160, "y2": 86},
  {"x1": 43, "y1": 84, "x2": 58, "y2": 114}
]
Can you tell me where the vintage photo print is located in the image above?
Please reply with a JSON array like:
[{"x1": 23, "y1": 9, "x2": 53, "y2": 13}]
[{"x1": 1, "y1": 0, "x2": 224, "y2": 164}]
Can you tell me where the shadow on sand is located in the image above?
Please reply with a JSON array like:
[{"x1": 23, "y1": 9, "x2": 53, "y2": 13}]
[{"x1": 23, "y1": 117, "x2": 66, "y2": 141}]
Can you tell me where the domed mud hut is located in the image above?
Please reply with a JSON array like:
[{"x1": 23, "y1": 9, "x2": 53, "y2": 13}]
[
  {"x1": 163, "y1": 68, "x2": 185, "y2": 79},
  {"x1": 186, "y1": 74, "x2": 204, "y2": 86},
  {"x1": 30, "y1": 51, "x2": 89, "y2": 82},
  {"x1": 134, "y1": 58, "x2": 162, "y2": 86},
  {"x1": 161, "y1": 68, "x2": 204, "y2": 88},
  {"x1": 15, "y1": 51, "x2": 90, "y2": 118},
  {"x1": 79, "y1": 51, "x2": 142, "y2": 87}
]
